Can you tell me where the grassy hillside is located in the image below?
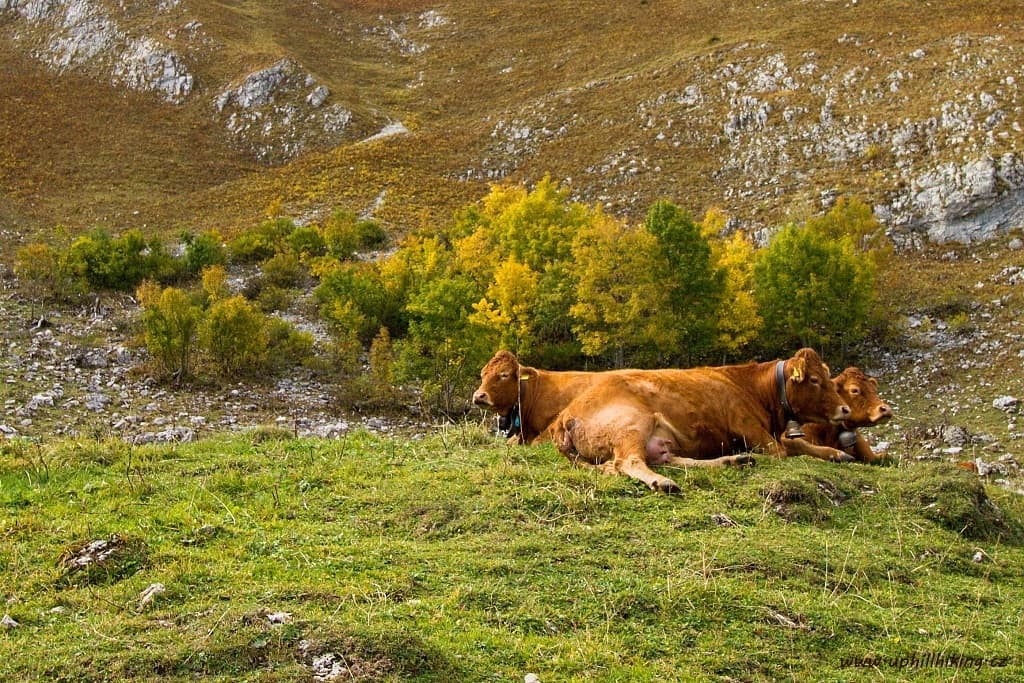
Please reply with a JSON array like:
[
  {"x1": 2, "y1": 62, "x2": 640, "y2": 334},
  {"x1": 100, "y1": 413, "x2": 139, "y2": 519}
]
[
  {"x1": 3, "y1": 0, "x2": 1023, "y2": 243},
  {"x1": 2, "y1": 426, "x2": 1022, "y2": 681}
]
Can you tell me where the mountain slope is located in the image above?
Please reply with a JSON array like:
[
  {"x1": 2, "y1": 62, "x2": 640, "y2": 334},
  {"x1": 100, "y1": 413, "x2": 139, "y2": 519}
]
[{"x1": 2, "y1": 0, "x2": 1023, "y2": 245}]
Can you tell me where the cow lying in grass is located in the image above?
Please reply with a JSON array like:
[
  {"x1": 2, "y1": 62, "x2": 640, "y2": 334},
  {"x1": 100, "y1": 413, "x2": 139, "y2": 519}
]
[
  {"x1": 548, "y1": 348, "x2": 851, "y2": 492},
  {"x1": 799, "y1": 367, "x2": 893, "y2": 463},
  {"x1": 472, "y1": 350, "x2": 620, "y2": 445}
]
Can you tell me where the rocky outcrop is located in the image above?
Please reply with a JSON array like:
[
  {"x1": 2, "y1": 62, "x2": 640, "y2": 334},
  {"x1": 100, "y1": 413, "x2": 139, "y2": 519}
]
[
  {"x1": 2, "y1": 0, "x2": 194, "y2": 103},
  {"x1": 479, "y1": 33, "x2": 1023, "y2": 246},
  {"x1": 881, "y1": 154, "x2": 1024, "y2": 245},
  {"x1": 214, "y1": 58, "x2": 353, "y2": 162}
]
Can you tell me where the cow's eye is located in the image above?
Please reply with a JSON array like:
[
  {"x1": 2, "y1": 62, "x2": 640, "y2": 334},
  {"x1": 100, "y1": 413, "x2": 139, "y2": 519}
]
[
  {"x1": 500, "y1": 372, "x2": 510, "y2": 380},
  {"x1": 850, "y1": 387, "x2": 861, "y2": 395},
  {"x1": 810, "y1": 376, "x2": 820, "y2": 385}
]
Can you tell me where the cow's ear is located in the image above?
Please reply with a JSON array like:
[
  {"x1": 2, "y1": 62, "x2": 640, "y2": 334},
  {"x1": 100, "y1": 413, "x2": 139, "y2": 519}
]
[
  {"x1": 869, "y1": 377, "x2": 878, "y2": 388},
  {"x1": 790, "y1": 357, "x2": 806, "y2": 383}
]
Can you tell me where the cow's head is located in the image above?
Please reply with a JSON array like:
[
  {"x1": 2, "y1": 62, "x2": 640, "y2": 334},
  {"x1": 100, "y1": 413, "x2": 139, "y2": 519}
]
[
  {"x1": 472, "y1": 350, "x2": 521, "y2": 416},
  {"x1": 782, "y1": 348, "x2": 851, "y2": 425},
  {"x1": 833, "y1": 367, "x2": 892, "y2": 427}
]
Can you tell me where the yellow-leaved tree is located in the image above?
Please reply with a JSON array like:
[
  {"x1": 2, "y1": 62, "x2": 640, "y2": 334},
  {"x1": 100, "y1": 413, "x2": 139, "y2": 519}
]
[
  {"x1": 569, "y1": 213, "x2": 676, "y2": 367},
  {"x1": 701, "y1": 207, "x2": 762, "y2": 360},
  {"x1": 468, "y1": 257, "x2": 540, "y2": 355}
]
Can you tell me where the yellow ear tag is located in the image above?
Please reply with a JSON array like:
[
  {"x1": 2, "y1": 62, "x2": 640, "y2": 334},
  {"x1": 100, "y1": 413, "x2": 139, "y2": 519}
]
[
  {"x1": 520, "y1": 374, "x2": 531, "y2": 381},
  {"x1": 790, "y1": 369, "x2": 802, "y2": 382}
]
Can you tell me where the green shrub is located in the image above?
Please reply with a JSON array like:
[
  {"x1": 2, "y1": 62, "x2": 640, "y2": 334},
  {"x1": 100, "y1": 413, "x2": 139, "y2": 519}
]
[
  {"x1": 228, "y1": 217, "x2": 296, "y2": 263},
  {"x1": 321, "y1": 209, "x2": 388, "y2": 260},
  {"x1": 200, "y1": 296, "x2": 268, "y2": 378},
  {"x1": 256, "y1": 285, "x2": 297, "y2": 312},
  {"x1": 260, "y1": 252, "x2": 306, "y2": 289},
  {"x1": 265, "y1": 316, "x2": 314, "y2": 370},
  {"x1": 136, "y1": 281, "x2": 202, "y2": 383},
  {"x1": 64, "y1": 228, "x2": 177, "y2": 291},
  {"x1": 285, "y1": 225, "x2": 326, "y2": 260},
  {"x1": 181, "y1": 230, "x2": 226, "y2": 276},
  {"x1": 315, "y1": 262, "x2": 405, "y2": 344}
]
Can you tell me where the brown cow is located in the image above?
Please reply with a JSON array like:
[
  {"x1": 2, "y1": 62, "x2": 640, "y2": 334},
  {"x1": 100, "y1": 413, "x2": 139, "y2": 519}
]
[
  {"x1": 549, "y1": 348, "x2": 852, "y2": 493},
  {"x1": 472, "y1": 350, "x2": 623, "y2": 444},
  {"x1": 799, "y1": 367, "x2": 893, "y2": 463}
]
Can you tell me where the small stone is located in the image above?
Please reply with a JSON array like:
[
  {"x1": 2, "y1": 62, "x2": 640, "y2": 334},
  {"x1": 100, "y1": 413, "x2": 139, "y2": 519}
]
[
  {"x1": 992, "y1": 396, "x2": 1019, "y2": 412},
  {"x1": 711, "y1": 513, "x2": 737, "y2": 527},
  {"x1": 1, "y1": 614, "x2": 19, "y2": 629},
  {"x1": 139, "y1": 583, "x2": 166, "y2": 607}
]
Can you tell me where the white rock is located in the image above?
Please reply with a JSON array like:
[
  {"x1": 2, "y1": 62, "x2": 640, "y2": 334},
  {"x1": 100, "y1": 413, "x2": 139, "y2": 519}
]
[{"x1": 139, "y1": 582, "x2": 166, "y2": 607}]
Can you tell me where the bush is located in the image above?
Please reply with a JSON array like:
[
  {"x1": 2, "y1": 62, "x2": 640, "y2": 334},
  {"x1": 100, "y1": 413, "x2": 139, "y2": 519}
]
[
  {"x1": 199, "y1": 296, "x2": 268, "y2": 378},
  {"x1": 285, "y1": 225, "x2": 326, "y2": 260},
  {"x1": 181, "y1": 231, "x2": 226, "y2": 276},
  {"x1": 200, "y1": 265, "x2": 231, "y2": 304},
  {"x1": 227, "y1": 218, "x2": 296, "y2": 263},
  {"x1": 136, "y1": 281, "x2": 202, "y2": 383},
  {"x1": 321, "y1": 209, "x2": 387, "y2": 260},
  {"x1": 14, "y1": 243, "x2": 63, "y2": 311},
  {"x1": 260, "y1": 252, "x2": 306, "y2": 289},
  {"x1": 256, "y1": 285, "x2": 297, "y2": 312},
  {"x1": 64, "y1": 228, "x2": 177, "y2": 291},
  {"x1": 265, "y1": 317, "x2": 315, "y2": 371},
  {"x1": 315, "y1": 262, "x2": 405, "y2": 344}
]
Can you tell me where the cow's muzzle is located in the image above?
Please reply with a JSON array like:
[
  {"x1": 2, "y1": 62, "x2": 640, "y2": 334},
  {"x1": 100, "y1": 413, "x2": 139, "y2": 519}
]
[
  {"x1": 870, "y1": 403, "x2": 893, "y2": 424},
  {"x1": 831, "y1": 404, "x2": 852, "y2": 423},
  {"x1": 472, "y1": 390, "x2": 492, "y2": 407}
]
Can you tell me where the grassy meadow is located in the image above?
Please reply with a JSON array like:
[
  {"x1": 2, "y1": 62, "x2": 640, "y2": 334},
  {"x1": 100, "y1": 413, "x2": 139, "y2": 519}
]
[{"x1": 1, "y1": 425, "x2": 1022, "y2": 682}]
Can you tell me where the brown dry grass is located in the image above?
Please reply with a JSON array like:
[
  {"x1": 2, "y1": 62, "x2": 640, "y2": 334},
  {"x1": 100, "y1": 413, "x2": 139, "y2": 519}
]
[{"x1": 2, "y1": 0, "x2": 1022, "y2": 244}]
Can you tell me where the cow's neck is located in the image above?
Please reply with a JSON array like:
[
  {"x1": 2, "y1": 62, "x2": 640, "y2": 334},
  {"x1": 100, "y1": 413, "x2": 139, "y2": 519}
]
[
  {"x1": 774, "y1": 360, "x2": 797, "y2": 422},
  {"x1": 730, "y1": 359, "x2": 793, "y2": 436},
  {"x1": 515, "y1": 366, "x2": 539, "y2": 441}
]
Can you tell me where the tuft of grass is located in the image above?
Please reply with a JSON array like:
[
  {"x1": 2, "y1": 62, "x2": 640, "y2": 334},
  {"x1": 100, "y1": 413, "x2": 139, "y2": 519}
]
[{"x1": 903, "y1": 464, "x2": 1021, "y2": 542}]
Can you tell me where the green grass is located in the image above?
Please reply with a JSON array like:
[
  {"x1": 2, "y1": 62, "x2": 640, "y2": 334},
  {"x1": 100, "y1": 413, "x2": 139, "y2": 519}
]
[{"x1": 2, "y1": 426, "x2": 1022, "y2": 681}]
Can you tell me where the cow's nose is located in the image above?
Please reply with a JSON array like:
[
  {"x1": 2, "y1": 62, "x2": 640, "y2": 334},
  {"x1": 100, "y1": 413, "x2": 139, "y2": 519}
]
[
  {"x1": 878, "y1": 403, "x2": 891, "y2": 416},
  {"x1": 839, "y1": 404, "x2": 851, "y2": 419},
  {"x1": 472, "y1": 391, "x2": 489, "y2": 406}
]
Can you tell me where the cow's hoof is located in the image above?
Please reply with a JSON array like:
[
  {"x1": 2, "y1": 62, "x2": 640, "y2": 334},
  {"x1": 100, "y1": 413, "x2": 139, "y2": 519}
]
[
  {"x1": 652, "y1": 479, "x2": 682, "y2": 494},
  {"x1": 833, "y1": 452, "x2": 855, "y2": 463}
]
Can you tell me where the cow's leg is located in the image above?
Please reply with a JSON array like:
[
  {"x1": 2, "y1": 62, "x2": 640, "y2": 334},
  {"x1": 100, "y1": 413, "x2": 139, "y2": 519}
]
[
  {"x1": 780, "y1": 434, "x2": 854, "y2": 462},
  {"x1": 612, "y1": 438, "x2": 681, "y2": 494},
  {"x1": 647, "y1": 413, "x2": 755, "y2": 468},
  {"x1": 663, "y1": 454, "x2": 755, "y2": 468},
  {"x1": 850, "y1": 433, "x2": 880, "y2": 463}
]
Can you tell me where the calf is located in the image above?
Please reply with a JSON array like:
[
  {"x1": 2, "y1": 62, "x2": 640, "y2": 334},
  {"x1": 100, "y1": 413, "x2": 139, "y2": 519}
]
[
  {"x1": 799, "y1": 367, "x2": 893, "y2": 463},
  {"x1": 550, "y1": 348, "x2": 851, "y2": 493}
]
